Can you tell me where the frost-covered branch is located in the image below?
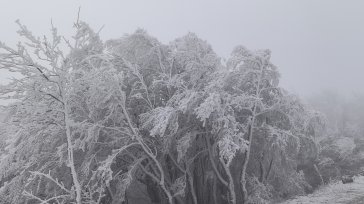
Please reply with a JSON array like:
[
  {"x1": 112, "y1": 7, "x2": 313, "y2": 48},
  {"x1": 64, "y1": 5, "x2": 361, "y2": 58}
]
[
  {"x1": 23, "y1": 191, "x2": 70, "y2": 204},
  {"x1": 28, "y1": 171, "x2": 71, "y2": 194}
]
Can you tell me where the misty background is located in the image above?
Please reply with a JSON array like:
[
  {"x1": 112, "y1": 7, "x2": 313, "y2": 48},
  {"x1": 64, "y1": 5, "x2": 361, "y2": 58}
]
[
  {"x1": 0, "y1": 0, "x2": 363, "y2": 98},
  {"x1": 1, "y1": 1, "x2": 364, "y2": 203}
]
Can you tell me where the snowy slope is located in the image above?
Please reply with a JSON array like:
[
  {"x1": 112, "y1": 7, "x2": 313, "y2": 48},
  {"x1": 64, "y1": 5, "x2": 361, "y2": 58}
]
[{"x1": 279, "y1": 176, "x2": 364, "y2": 204}]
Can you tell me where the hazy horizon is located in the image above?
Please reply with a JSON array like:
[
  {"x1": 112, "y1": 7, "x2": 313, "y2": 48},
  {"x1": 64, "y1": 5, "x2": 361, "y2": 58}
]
[{"x1": 1, "y1": 0, "x2": 363, "y2": 99}]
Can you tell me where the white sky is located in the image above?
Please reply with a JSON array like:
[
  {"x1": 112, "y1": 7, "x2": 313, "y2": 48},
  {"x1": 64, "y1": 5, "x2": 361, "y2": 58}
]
[{"x1": 0, "y1": 0, "x2": 363, "y2": 97}]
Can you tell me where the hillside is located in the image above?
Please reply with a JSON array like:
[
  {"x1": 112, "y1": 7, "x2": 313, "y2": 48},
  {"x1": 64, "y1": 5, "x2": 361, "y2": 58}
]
[{"x1": 280, "y1": 176, "x2": 364, "y2": 204}]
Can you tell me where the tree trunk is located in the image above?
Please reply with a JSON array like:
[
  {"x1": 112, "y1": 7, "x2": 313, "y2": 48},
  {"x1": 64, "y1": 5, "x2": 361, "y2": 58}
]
[
  {"x1": 240, "y1": 59, "x2": 265, "y2": 203},
  {"x1": 65, "y1": 109, "x2": 82, "y2": 204},
  {"x1": 241, "y1": 121, "x2": 255, "y2": 203},
  {"x1": 314, "y1": 164, "x2": 324, "y2": 185},
  {"x1": 265, "y1": 157, "x2": 274, "y2": 182},
  {"x1": 229, "y1": 151, "x2": 245, "y2": 204},
  {"x1": 193, "y1": 153, "x2": 214, "y2": 203},
  {"x1": 259, "y1": 160, "x2": 265, "y2": 183},
  {"x1": 186, "y1": 167, "x2": 198, "y2": 204}
]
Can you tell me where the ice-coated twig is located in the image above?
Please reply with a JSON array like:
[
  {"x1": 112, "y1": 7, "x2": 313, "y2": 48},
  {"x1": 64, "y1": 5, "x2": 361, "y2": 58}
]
[
  {"x1": 23, "y1": 190, "x2": 70, "y2": 204},
  {"x1": 29, "y1": 171, "x2": 71, "y2": 194}
]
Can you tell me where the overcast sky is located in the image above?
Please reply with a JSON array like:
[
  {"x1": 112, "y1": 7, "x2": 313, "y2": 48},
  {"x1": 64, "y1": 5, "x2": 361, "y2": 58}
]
[{"x1": 0, "y1": 0, "x2": 363, "y2": 98}]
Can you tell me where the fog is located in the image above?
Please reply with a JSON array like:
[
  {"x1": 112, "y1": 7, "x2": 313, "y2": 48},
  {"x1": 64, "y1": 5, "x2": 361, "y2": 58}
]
[
  {"x1": 0, "y1": 0, "x2": 363, "y2": 97},
  {"x1": 2, "y1": 2, "x2": 364, "y2": 203}
]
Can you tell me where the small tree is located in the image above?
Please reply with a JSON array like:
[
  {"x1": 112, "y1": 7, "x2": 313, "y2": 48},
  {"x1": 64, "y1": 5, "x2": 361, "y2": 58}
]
[{"x1": 0, "y1": 19, "x2": 108, "y2": 203}]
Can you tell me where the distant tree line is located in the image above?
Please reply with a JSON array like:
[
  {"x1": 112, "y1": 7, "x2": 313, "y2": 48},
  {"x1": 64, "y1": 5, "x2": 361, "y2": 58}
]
[{"x1": 309, "y1": 91, "x2": 364, "y2": 185}]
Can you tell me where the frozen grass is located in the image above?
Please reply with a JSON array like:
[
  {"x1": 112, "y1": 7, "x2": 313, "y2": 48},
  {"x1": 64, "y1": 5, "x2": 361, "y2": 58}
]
[{"x1": 279, "y1": 176, "x2": 364, "y2": 204}]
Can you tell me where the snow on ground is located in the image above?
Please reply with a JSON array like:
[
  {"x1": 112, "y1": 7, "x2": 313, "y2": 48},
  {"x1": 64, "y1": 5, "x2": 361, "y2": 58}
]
[{"x1": 279, "y1": 176, "x2": 364, "y2": 204}]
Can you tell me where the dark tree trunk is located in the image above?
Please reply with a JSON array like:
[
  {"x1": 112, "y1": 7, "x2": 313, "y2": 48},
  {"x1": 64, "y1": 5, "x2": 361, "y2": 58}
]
[
  {"x1": 193, "y1": 136, "x2": 214, "y2": 204},
  {"x1": 265, "y1": 157, "x2": 274, "y2": 182},
  {"x1": 229, "y1": 151, "x2": 246, "y2": 204},
  {"x1": 259, "y1": 160, "x2": 265, "y2": 183}
]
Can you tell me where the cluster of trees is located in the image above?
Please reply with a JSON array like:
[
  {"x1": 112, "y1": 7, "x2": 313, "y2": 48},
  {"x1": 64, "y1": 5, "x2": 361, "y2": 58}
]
[
  {"x1": 309, "y1": 92, "x2": 364, "y2": 183},
  {"x1": 0, "y1": 20, "x2": 325, "y2": 204}
]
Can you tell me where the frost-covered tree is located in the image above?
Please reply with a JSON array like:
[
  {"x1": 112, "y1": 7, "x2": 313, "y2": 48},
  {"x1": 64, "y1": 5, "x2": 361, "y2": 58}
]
[
  {"x1": 0, "y1": 19, "x2": 108, "y2": 203},
  {"x1": 0, "y1": 19, "x2": 323, "y2": 204}
]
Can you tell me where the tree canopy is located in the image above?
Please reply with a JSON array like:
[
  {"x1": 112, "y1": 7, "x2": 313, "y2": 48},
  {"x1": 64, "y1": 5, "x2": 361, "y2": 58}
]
[{"x1": 0, "y1": 20, "x2": 324, "y2": 204}]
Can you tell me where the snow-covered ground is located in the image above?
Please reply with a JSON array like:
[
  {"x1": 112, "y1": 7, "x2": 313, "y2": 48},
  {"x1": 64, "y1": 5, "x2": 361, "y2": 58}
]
[{"x1": 279, "y1": 176, "x2": 364, "y2": 204}]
